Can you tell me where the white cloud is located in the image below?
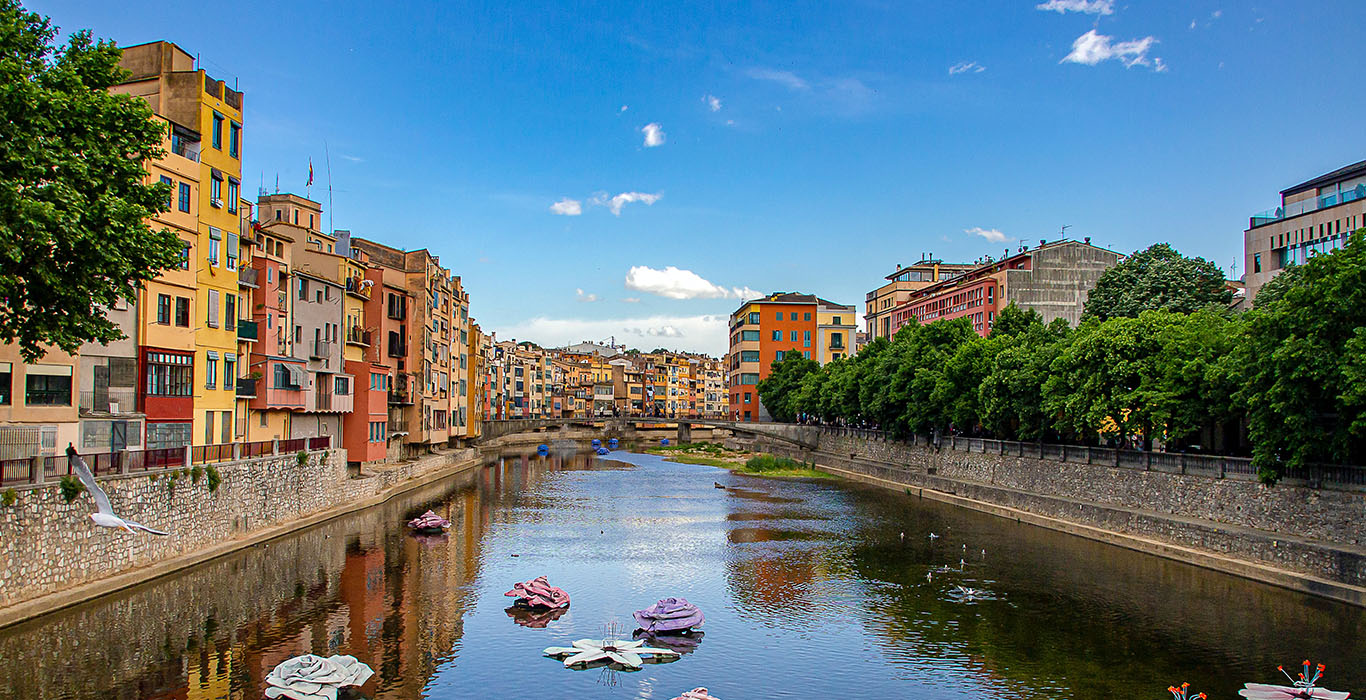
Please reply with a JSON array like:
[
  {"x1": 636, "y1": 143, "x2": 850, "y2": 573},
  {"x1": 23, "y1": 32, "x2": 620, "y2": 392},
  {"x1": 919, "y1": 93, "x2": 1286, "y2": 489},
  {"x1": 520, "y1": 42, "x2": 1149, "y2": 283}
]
[
  {"x1": 949, "y1": 61, "x2": 986, "y2": 75},
  {"x1": 625, "y1": 265, "x2": 759, "y2": 300},
  {"x1": 494, "y1": 314, "x2": 729, "y2": 355},
  {"x1": 966, "y1": 227, "x2": 1008, "y2": 243},
  {"x1": 745, "y1": 67, "x2": 810, "y2": 90},
  {"x1": 575, "y1": 288, "x2": 599, "y2": 303},
  {"x1": 621, "y1": 297, "x2": 641, "y2": 303},
  {"x1": 1212, "y1": 9, "x2": 1222, "y2": 18},
  {"x1": 604, "y1": 191, "x2": 660, "y2": 216},
  {"x1": 1035, "y1": 0, "x2": 1114, "y2": 14},
  {"x1": 549, "y1": 198, "x2": 582, "y2": 216},
  {"x1": 620, "y1": 105, "x2": 629, "y2": 112},
  {"x1": 641, "y1": 122, "x2": 666, "y2": 147},
  {"x1": 1062, "y1": 29, "x2": 1161, "y2": 69},
  {"x1": 1189, "y1": 19, "x2": 1197, "y2": 29},
  {"x1": 338, "y1": 153, "x2": 364, "y2": 162},
  {"x1": 703, "y1": 94, "x2": 721, "y2": 112}
]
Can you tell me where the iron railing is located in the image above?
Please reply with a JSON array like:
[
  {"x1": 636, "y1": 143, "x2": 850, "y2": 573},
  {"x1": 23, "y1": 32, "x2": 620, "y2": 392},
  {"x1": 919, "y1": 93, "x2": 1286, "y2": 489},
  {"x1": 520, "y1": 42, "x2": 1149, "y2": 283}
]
[{"x1": 0, "y1": 436, "x2": 335, "y2": 487}]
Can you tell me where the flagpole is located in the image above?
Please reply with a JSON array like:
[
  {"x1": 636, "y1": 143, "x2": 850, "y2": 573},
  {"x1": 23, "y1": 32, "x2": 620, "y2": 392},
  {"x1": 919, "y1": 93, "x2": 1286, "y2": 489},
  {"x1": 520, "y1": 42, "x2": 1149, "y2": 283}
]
[{"x1": 324, "y1": 140, "x2": 334, "y2": 235}]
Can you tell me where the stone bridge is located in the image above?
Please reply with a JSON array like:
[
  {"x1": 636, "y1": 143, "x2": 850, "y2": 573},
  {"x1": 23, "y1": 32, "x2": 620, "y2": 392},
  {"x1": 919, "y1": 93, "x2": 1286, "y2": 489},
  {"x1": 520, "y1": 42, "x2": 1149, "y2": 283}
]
[{"x1": 478, "y1": 418, "x2": 822, "y2": 449}]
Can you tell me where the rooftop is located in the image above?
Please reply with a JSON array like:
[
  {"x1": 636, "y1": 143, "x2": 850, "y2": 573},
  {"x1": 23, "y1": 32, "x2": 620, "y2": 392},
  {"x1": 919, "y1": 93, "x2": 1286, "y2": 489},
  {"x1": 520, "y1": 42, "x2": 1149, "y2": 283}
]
[{"x1": 1282, "y1": 159, "x2": 1366, "y2": 197}]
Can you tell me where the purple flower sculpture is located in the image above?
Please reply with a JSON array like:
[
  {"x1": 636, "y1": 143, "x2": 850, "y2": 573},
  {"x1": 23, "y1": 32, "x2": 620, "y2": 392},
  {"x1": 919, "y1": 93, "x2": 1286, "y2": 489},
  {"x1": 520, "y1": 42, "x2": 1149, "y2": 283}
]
[
  {"x1": 407, "y1": 510, "x2": 450, "y2": 533},
  {"x1": 634, "y1": 629, "x2": 705, "y2": 655},
  {"x1": 633, "y1": 597, "x2": 705, "y2": 634},
  {"x1": 1240, "y1": 661, "x2": 1350, "y2": 699},
  {"x1": 506, "y1": 575, "x2": 571, "y2": 609}
]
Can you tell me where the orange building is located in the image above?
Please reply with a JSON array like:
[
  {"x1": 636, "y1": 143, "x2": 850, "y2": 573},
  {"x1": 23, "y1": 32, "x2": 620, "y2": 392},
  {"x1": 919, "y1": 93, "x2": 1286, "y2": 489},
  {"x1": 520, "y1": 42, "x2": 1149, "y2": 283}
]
[{"x1": 726, "y1": 292, "x2": 845, "y2": 421}]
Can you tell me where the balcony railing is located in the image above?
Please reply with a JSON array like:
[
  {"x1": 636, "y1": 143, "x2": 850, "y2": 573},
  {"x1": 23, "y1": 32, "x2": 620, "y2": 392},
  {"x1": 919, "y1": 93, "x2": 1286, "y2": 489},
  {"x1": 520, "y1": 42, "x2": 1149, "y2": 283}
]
[
  {"x1": 311, "y1": 340, "x2": 331, "y2": 359},
  {"x1": 388, "y1": 418, "x2": 409, "y2": 435},
  {"x1": 78, "y1": 389, "x2": 137, "y2": 415},
  {"x1": 239, "y1": 267, "x2": 259, "y2": 288},
  {"x1": 1250, "y1": 184, "x2": 1366, "y2": 228},
  {"x1": 345, "y1": 276, "x2": 372, "y2": 300},
  {"x1": 238, "y1": 319, "x2": 258, "y2": 341},
  {"x1": 346, "y1": 326, "x2": 371, "y2": 347},
  {"x1": 236, "y1": 377, "x2": 257, "y2": 398}
]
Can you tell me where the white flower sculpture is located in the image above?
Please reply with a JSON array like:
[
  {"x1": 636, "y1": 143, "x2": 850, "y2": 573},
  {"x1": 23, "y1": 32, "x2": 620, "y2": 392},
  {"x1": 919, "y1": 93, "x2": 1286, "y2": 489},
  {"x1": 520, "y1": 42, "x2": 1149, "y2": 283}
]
[
  {"x1": 264, "y1": 654, "x2": 374, "y2": 700},
  {"x1": 544, "y1": 636, "x2": 681, "y2": 670}
]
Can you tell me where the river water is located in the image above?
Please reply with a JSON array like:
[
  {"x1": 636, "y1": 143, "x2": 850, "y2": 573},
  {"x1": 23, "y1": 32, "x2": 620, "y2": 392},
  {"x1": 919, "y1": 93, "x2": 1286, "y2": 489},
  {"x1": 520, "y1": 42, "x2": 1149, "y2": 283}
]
[{"x1": 0, "y1": 447, "x2": 1361, "y2": 700}]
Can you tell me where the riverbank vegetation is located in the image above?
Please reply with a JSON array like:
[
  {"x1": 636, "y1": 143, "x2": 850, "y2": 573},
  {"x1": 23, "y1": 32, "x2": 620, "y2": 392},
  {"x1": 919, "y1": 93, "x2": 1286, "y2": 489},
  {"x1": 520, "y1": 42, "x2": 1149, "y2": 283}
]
[
  {"x1": 758, "y1": 235, "x2": 1366, "y2": 483},
  {"x1": 645, "y1": 443, "x2": 831, "y2": 478}
]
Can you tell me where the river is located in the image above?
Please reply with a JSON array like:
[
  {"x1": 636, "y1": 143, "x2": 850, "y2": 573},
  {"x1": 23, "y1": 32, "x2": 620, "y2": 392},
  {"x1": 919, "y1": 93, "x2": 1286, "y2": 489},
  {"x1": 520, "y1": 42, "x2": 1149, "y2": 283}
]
[{"x1": 0, "y1": 447, "x2": 1360, "y2": 699}]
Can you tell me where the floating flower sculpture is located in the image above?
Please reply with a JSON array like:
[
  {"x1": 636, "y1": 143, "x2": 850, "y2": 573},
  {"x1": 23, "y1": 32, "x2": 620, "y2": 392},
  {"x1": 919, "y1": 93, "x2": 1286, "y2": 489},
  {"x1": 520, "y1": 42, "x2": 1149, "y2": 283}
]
[
  {"x1": 671, "y1": 688, "x2": 721, "y2": 700},
  {"x1": 407, "y1": 510, "x2": 451, "y2": 533},
  {"x1": 505, "y1": 575, "x2": 571, "y2": 609},
  {"x1": 263, "y1": 654, "x2": 374, "y2": 700},
  {"x1": 506, "y1": 605, "x2": 568, "y2": 628},
  {"x1": 1239, "y1": 661, "x2": 1350, "y2": 700},
  {"x1": 544, "y1": 635, "x2": 680, "y2": 670},
  {"x1": 634, "y1": 597, "x2": 705, "y2": 634},
  {"x1": 596, "y1": 447, "x2": 612, "y2": 455},
  {"x1": 1169, "y1": 681, "x2": 1207, "y2": 700}
]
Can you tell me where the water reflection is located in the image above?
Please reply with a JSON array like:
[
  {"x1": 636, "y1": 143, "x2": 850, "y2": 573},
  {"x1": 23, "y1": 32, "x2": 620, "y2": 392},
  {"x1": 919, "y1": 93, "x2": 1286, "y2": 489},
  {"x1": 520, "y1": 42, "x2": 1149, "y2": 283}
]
[{"x1": 0, "y1": 448, "x2": 1361, "y2": 700}]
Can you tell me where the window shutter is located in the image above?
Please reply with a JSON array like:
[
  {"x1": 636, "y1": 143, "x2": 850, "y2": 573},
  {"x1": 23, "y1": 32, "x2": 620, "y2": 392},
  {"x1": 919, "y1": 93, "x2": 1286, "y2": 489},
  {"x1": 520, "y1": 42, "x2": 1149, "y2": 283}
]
[{"x1": 207, "y1": 289, "x2": 220, "y2": 327}]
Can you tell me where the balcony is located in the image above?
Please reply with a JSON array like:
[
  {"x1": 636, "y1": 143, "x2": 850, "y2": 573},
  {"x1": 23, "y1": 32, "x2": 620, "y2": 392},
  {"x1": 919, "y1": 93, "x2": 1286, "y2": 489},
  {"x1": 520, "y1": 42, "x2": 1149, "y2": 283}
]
[
  {"x1": 258, "y1": 386, "x2": 305, "y2": 410},
  {"x1": 1250, "y1": 184, "x2": 1366, "y2": 228},
  {"x1": 346, "y1": 326, "x2": 371, "y2": 347},
  {"x1": 238, "y1": 267, "x2": 259, "y2": 288},
  {"x1": 311, "y1": 340, "x2": 331, "y2": 359},
  {"x1": 238, "y1": 319, "x2": 258, "y2": 341},
  {"x1": 387, "y1": 417, "x2": 409, "y2": 435},
  {"x1": 236, "y1": 377, "x2": 257, "y2": 398},
  {"x1": 345, "y1": 276, "x2": 372, "y2": 300}
]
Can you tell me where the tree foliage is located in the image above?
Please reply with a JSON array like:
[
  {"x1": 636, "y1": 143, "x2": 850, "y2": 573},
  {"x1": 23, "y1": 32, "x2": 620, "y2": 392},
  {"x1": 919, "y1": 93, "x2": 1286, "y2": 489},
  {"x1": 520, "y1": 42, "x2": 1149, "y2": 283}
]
[
  {"x1": 755, "y1": 351, "x2": 819, "y2": 422},
  {"x1": 0, "y1": 0, "x2": 182, "y2": 361},
  {"x1": 1083, "y1": 243, "x2": 1231, "y2": 322}
]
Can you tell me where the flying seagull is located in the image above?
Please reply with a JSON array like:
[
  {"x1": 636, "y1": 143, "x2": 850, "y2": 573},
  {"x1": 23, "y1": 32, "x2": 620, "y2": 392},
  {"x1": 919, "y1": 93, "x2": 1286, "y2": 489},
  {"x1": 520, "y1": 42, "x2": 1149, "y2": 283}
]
[{"x1": 67, "y1": 447, "x2": 169, "y2": 535}]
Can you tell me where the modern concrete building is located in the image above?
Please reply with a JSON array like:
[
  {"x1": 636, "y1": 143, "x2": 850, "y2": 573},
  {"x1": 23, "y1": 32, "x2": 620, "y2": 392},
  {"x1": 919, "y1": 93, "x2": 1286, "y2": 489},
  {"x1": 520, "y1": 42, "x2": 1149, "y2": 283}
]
[
  {"x1": 887, "y1": 238, "x2": 1121, "y2": 338},
  {"x1": 1243, "y1": 159, "x2": 1366, "y2": 302},
  {"x1": 864, "y1": 257, "x2": 974, "y2": 342}
]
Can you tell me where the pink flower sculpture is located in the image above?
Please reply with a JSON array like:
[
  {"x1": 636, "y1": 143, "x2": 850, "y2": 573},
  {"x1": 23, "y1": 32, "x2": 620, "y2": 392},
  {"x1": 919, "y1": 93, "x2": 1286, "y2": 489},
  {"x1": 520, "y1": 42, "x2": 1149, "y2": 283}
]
[
  {"x1": 1240, "y1": 661, "x2": 1350, "y2": 700},
  {"x1": 505, "y1": 575, "x2": 571, "y2": 609},
  {"x1": 407, "y1": 510, "x2": 450, "y2": 532},
  {"x1": 505, "y1": 605, "x2": 568, "y2": 628},
  {"x1": 671, "y1": 689, "x2": 720, "y2": 700}
]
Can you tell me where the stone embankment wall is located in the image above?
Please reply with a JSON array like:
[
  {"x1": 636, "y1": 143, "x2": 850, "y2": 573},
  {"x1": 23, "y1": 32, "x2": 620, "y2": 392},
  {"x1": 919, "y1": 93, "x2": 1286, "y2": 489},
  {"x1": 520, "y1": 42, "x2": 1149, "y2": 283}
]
[
  {"x1": 0, "y1": 447, "x2": 478, "y2": 610},
  {"x1": 733, "y1": 432, "x2": 1366, "y2": 596}
]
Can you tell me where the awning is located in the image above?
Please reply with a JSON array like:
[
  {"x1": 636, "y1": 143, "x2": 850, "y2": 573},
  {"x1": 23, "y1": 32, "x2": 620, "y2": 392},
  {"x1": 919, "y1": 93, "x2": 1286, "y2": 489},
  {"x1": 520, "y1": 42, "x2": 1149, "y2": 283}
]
[
  {"x1": 284, "y1": 364, "x2": 308, "y2": 386},
  {"x1": 27, "y1": 364, "x2": 72, "y2": 376}
]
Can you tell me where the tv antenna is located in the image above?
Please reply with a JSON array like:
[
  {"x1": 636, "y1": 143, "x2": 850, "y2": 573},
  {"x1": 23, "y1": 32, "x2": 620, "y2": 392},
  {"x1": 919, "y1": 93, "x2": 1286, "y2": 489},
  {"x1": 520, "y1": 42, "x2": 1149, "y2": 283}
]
[{"x1": 1060, "y1": 224, "x2": 1071, "y2": 238}]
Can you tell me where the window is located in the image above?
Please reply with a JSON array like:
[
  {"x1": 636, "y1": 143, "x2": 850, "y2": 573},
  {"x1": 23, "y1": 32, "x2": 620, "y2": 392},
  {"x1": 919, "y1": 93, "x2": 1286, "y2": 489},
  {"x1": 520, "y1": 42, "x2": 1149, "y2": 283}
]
[
  {"x1": 0, "y1": 363, "x2": 10, "y2": 405},
  {"x1": 739, "y1": 373, "x2": 759, "y2": 385},
  {"x1": 740, "y1": 350, "x2": 760, "y2": 362},
  {"x1": 831, "y1": 332, "x2": 844, "y2": 349},
  {"x1": 204, "y1": 411, "x2": 214, "y2": 445},
  {"x1": 211, "y1": 111, "x2": 224, "y2": 149},
  {"x1": 205, "y1": 356, "x2": 218, "y2": 389},
  {"x1": 146, "y1": 352, "x2": 192, "y2": 396},
  {"x1": 335, "y1": 376, "x2": 349, "y2": 395},
  {"x1": 227, "y1": 179, "x2": 239, "y2": 213},
  {"x1": 803, "y1": 330, "x2": 811, "y2": 347},
  {"x1": 741, "y1": 330, "x2": 759, "y2": 342},
  {"x1": 775, "y1": 351, "x2": 785, "y2": 362},
  {"x1": 803, "y1": 351, "x2": 811, "y2": 359},
  {"x1": 146, "y1": 422, "x2": 191, "y2": 450},
  {"x1": 747, "y1": 312, "x2": 760, "y2": 325},
  {"x1": 774, "y1": 312, "x2": 783, "y2": 321},
  {"x1": 178, "y1": 182, "x2": 192, "y2": 213},
  {"x1": 226, "y1": 294, "x2": 236, "y2": 331},
  {"x1": 744, "y1": 392, "x2": 752, "y2": 404},
  {"x1": 210, "y1": 173, "x2": 222, "y2": 206},
  {"x1": 206, "y1": 289, "x2": 220, "y2": 328},
  {"x1": 226, "y1": 232, "x2": 238, "y2": 271},
  {"x1": 228, "y1": 121, "x2": 240, "y2": 158},
  {"x1": 208, "y1": 228, "x2": 221, "y2": 265},
  {"x1": 175, "y1": 297, "x2": 190, "y2": 327},
  {"x1": 159, "y1": 175, "x2": 173, "y2": 208},
  {"x1": 790, "y1": 330, "x2": 799, "y2": 342},
  {"x1": 25, "y1": 365, "x2": 72, "y2": 406},
  {"x1": 771, "y1": 330, "x2": 782, "y2": 341},
  {"x1": 803, "y1": 313, "x2": 811, "y2": 321},
  {"x1": 1254, "y1": 254, "x2": 1262, "y2": 274},
  {"x1": 157, "y1": 294, "x2": 172, "y2": 324}
]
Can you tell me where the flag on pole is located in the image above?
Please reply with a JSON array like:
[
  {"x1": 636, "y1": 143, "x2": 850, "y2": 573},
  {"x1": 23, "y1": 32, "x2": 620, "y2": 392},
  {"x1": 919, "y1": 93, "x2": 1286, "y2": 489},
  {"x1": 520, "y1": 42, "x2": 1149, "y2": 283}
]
[{"x1": 307, "y1": 159, "x2": 314, "y2": 187}]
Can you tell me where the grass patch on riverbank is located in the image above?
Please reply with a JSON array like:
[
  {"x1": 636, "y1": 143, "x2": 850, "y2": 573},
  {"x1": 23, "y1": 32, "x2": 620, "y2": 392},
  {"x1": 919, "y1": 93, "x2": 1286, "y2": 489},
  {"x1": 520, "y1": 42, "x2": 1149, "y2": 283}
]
[{"x1": 646, "y1": 443, "x2": 834, "y2": 479}]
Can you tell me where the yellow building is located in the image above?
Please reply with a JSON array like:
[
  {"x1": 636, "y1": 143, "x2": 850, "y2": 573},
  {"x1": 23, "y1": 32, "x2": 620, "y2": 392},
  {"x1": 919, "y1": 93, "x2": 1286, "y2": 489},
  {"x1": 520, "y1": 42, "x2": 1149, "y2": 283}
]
[{"x1": 816, "y1": 301, "x2": 857, "y2": 364}]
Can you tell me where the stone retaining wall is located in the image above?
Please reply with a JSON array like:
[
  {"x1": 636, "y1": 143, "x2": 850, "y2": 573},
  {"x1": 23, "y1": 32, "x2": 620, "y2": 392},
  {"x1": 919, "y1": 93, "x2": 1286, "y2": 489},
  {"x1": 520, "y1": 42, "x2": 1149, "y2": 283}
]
[
  {"x1": 0, "y1": 447, "x2": 477, "y2": 609},
  {"x1": 732, "y1": 433, "x2": 1366, "y2": 593}
]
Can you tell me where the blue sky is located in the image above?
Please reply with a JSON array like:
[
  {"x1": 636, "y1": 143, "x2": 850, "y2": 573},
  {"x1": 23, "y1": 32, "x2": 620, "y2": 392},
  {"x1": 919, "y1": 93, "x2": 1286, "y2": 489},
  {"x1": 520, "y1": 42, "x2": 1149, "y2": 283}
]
[{"x1": 35, "y1": 0, "x2": 1366, "y2": 355}]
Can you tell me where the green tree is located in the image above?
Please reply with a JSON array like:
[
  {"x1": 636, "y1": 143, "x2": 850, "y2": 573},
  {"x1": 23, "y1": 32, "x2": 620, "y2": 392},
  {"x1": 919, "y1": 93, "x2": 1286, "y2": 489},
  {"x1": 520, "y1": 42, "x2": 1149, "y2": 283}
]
[
  {"x1": 1237, "y1": 229, "x2": 1366, "y2": 479},
  {"x1": 979, "y1": 321, "x2": 1068, "y2": 440},
  {"x1": 0, "y1": 0, "x2": 181, "y2": 361},
  {"x1": 1082, "y1": 243, "x2": 1231, "y2": 322},
  {"x1": 756, "y1": 351, "x2": 819, "y2": 422},
  {"x1": 1250, "y1": 262, "x2": 1304, "y2": 308},
  {"x1": 988, "y1": 302, "x2": 1044, "y2": 338}
]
